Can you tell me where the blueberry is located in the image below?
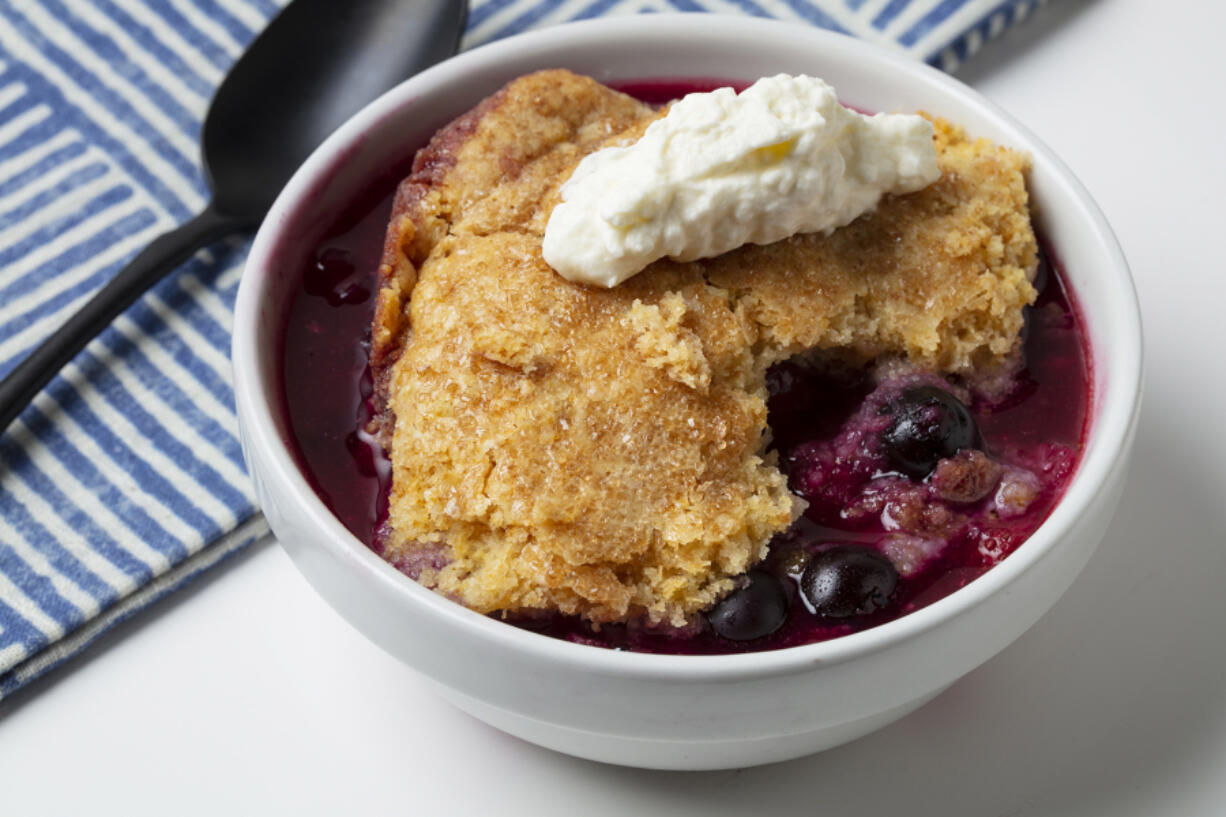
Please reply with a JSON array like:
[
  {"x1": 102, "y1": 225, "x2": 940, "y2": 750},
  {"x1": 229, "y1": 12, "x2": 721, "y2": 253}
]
[
  {"x1": 707, "y1": 571, "x2": 788, "y2": 641},
  {"x1": 881, "y1": 386, "x2": 981, "y2": 479},
  {"x1": 801, "y1": 546, "x2": 898, "y2": 618}
]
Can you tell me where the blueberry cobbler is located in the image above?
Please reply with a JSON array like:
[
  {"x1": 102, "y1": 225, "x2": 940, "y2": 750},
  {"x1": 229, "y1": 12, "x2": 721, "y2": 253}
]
[{"x1": 280, "y1": 70, "x2": 1090, "y2": 654}]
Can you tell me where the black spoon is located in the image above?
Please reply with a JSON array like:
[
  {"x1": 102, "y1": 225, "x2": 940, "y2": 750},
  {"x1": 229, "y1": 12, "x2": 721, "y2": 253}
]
[{"x1": 0, "y1": 0, "x2": 467, "y2": 434}]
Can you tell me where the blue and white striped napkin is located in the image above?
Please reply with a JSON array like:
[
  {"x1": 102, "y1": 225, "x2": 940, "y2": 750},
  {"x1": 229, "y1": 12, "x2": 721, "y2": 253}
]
[{"x1": 0, "y1": 0, "x2": 1045, "y2": 699}]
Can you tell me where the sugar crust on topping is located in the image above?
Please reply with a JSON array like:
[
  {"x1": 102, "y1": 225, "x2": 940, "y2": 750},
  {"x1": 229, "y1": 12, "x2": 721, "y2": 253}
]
[{"x1": 368, "y1": 69, "x2": 1037, "y2": 626}]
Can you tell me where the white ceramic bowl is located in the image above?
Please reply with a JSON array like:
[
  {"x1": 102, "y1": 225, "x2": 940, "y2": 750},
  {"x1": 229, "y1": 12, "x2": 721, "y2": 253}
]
[{"x1": 233, "y1": 15, "x2": 1142, "y2": 770}]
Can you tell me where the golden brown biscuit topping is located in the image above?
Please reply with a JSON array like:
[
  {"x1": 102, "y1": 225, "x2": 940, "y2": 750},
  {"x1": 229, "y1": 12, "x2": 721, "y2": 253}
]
[{"x1": 369, "y1": 70, "x2": 1037, "y2": 626}]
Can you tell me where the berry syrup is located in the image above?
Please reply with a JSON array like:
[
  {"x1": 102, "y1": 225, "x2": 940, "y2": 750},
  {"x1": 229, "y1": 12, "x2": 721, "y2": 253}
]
[
  {"x1": 279, "y1": 175, "x2": 401, "y2": 547},
  {"x1": 278, "y1": 84, "x2": 1092, "y2": 656}
]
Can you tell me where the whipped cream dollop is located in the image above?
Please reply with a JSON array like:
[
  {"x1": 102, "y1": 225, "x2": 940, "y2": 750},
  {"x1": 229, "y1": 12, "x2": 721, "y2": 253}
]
[{"x1": 542, "y1": 74, "x2": 941, "y2": 288}]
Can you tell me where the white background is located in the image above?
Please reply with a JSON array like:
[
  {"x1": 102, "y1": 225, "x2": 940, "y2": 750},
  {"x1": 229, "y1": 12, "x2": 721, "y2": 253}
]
[{"x1": 3, "y1": 0, "x2": 1225, "y2": 813}]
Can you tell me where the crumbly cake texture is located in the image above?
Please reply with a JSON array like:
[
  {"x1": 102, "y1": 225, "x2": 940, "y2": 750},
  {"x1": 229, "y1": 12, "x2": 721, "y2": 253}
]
[{"x1": 369, "y1": 69, "x2": 1037, "y2": 626}]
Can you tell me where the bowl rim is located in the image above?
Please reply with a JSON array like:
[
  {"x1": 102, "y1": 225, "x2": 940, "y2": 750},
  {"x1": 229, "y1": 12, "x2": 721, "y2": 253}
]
[{"x1": 233, "y1": 14, "x2": 1143, "y2": 683}]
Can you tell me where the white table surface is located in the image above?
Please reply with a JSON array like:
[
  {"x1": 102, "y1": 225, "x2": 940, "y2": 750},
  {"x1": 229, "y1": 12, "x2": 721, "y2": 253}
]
[{"x1": 4, "y1": 1, "x2": 1225, "y2": 813}]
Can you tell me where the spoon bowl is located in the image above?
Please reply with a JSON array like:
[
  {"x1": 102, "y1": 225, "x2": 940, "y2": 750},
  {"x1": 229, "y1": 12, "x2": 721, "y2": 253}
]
[{"x1": 204, "y1": 0, "x2": 467, "y2": 222}]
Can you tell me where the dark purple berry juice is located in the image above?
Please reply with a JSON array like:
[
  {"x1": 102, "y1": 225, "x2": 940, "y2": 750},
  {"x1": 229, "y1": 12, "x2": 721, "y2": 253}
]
[
  {"x1": 279, "y1": 83, "x2": 1092, "y2": 656},
  {"x1": 280, "y1": 176, "x2": 401, "y2": 546}
]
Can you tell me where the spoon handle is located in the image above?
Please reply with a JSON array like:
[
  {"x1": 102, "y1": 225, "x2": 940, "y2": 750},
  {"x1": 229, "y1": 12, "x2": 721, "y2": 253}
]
[{"x1": 0, "y1": 204, "x2": 240, "y2": 434}]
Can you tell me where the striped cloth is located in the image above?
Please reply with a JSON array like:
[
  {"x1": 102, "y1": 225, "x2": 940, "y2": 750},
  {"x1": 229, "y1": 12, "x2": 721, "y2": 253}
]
[{"x1": 0, "y1": 0, "x2": 1044, "y2": 700}]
